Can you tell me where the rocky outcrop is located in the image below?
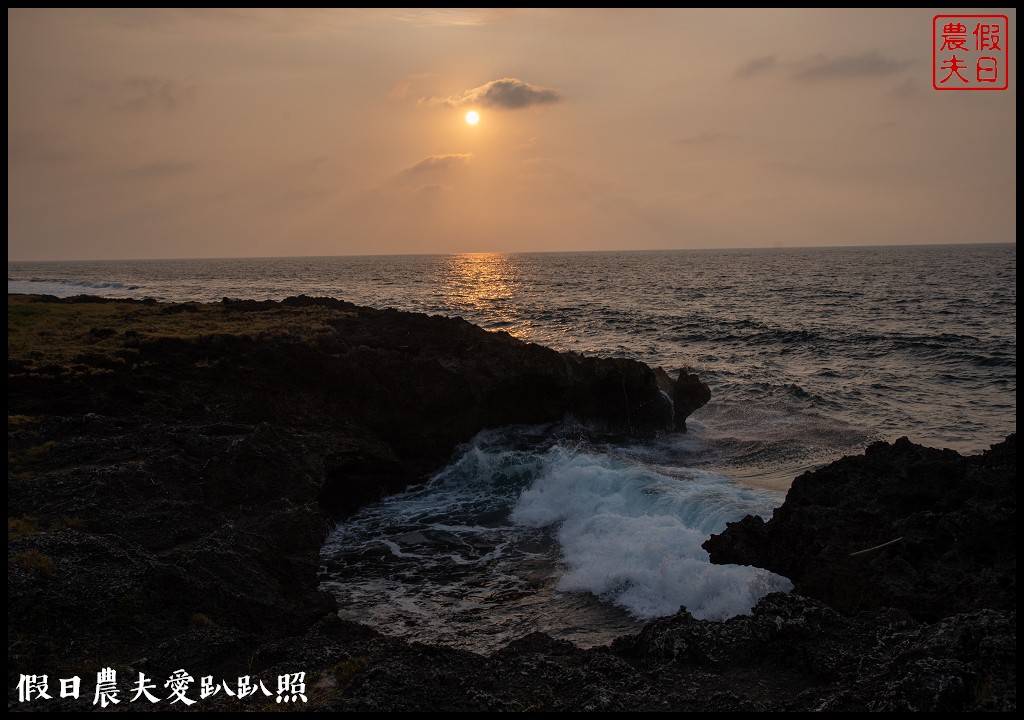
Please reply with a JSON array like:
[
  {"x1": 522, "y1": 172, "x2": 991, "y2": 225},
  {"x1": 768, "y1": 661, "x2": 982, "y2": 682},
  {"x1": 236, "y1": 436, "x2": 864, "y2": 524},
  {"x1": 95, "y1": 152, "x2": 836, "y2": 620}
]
[
  {"x1": 7, "y1": 293, "x2": 708, "y2": 704},
  {"x1": 703, "y1": 435, "x2": 1016, "y2": 621},
  {"x1": 608, "y1": 593, "x2": 1014, "y2": 712}
]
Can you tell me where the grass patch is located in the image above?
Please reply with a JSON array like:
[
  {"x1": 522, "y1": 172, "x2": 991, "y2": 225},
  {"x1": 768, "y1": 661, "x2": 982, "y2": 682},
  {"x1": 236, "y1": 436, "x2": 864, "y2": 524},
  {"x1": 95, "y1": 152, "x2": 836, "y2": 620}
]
[
  {"x1": 190, "y1": 612, "x2": 216, "y2": 627},
  {"x1": 9, "y1": 549, "x2": 56, "y2": 577},
  {"x1": 8, "y1": 515, "x2": 88, "y2": 540},
  {"x1": 7, "y1": 414, "x2": 39, "y2": 427},
  {"x1": 329, "y1": 656, "x2": 368, "y2": 687},
  {"x1": 971, "y1": 673, "x2": 994, "y2": 705},
  {"x1": 21, "y1": 440, "x2": 57, "y2": 461},
  {"x1": 8, "y1": 295, "x2": 352, "y2": 378},
  {"x1": 8, "y1": 441, "x2": 58, "y2": 472},
  {"x1": 8, "y1": 516, "x2": 44, "y2": 540},
  {"x1": 61, "y1": 515, "x2": 87, "y2": 531}
]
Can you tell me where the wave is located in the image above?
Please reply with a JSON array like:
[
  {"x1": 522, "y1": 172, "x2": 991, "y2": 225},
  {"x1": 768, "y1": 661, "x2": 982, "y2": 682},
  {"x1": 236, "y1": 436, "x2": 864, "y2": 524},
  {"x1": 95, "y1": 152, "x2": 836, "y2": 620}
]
[
  {"x1": 7, "y1": 277, "x2": 144, "y2": 298},
  {"x1": 510, "y1": 446, "x2": 792, "y2": 620},
  {"x1": 320, "y1": 430, "x2": 792, "y2": 651}
]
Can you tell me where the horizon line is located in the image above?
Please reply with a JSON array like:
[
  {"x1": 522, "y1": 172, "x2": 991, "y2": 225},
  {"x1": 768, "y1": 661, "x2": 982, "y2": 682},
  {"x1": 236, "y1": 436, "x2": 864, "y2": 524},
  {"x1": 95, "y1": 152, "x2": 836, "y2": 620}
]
[{"x1": 7, "y1": 240, "x2": 1016, "y2": 265}]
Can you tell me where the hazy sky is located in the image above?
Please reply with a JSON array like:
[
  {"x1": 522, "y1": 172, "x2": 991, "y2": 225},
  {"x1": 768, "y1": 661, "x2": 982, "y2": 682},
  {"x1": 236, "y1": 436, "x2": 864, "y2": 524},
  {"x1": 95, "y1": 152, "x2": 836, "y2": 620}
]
[{"x1": 7, "y1": 8, "x2": 1017, "y2": 260}]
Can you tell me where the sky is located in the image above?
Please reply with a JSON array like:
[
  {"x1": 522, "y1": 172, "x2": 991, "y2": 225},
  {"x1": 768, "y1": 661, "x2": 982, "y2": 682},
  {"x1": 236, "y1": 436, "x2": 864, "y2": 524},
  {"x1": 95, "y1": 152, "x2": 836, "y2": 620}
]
[{"x1": 7, "y1": 8, "x2": 1017, "y2": 260}]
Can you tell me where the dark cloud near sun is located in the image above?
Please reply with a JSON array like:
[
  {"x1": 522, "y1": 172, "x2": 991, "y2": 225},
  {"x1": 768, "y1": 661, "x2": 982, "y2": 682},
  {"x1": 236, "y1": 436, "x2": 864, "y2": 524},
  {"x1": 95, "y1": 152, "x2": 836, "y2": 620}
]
[
  {"x1": 427, "y1": 78, "x2": 563, "y2": 110},
  {"x1": 735, "y1": 55, "x2": 777, "y2": 79},
  {"x1": 793, "y1": 51, "x2": 910, "y2": 80}
]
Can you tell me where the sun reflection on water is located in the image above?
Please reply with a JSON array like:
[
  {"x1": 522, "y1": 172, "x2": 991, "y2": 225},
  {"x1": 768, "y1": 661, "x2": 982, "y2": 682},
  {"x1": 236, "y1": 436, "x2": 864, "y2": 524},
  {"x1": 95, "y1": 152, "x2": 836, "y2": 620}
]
[{"x1": 441, "y1": 253, "x2": 532, "y2": 336}]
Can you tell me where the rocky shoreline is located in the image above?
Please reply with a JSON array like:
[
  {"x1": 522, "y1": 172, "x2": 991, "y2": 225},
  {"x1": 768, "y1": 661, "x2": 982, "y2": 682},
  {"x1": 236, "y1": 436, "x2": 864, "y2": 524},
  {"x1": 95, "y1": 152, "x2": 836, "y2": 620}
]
[{"x1": 7, "y1": 294, "x2": 1015, "y2": 711}]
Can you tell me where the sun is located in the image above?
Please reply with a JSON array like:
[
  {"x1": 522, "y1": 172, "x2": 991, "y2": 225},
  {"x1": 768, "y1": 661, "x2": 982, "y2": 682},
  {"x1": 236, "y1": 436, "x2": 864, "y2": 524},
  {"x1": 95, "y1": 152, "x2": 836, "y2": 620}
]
[{"x1": 465, "y1": 110, "x2": 480, "y2": 125}]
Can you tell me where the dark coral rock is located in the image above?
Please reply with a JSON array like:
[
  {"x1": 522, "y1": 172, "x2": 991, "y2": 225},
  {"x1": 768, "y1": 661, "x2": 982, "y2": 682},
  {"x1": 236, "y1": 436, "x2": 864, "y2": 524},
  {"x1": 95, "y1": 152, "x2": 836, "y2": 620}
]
[{"x1": 704, "y1": 434, "x2": 1016, "y2": 621}]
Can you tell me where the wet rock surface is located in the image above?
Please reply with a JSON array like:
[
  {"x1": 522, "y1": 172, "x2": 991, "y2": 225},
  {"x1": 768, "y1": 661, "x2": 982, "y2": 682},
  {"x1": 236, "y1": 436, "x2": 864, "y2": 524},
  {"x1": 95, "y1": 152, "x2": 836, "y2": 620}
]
[{"x1": 7, "y1": 294, "x2": 1014, "y2": 711}]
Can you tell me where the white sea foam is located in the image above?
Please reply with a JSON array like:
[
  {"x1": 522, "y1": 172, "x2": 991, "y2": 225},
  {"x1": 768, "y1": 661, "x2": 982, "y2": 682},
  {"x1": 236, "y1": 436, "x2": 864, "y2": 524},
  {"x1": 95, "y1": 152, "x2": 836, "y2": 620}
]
[
  {"x1": 7, "y1": 278, "x2": 143, "y2": 297},
  {"x1": 510, "y1": 446, "x2": 793, "y2": 620}
]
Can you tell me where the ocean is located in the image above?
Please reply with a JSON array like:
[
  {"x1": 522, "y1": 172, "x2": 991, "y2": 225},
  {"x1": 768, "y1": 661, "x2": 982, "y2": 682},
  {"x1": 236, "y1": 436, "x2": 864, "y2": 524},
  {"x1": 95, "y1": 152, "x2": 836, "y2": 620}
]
[{"x1": 8, "y1": 244, "x2": 1016, "y2": 652}]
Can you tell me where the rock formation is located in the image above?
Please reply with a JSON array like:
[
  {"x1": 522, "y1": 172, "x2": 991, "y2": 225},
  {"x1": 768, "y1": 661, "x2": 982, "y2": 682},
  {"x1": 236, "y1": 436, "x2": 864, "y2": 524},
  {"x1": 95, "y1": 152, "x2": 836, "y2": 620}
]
[{"x1": 7, "y1": 294, "x2": 1014, "y2": 711}]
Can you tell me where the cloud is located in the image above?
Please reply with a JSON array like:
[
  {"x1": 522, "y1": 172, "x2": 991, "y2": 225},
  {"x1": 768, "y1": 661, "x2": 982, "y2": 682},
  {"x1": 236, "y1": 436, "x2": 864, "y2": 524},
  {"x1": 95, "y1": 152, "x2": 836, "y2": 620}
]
[
  {"x1": 765, "y1": 159, "x2": 906, "y2": 185},
  {"x1": 7, "y1": 128, "x2": 78, "y2": 166},
  {"x1": 102, "y1": 8, "x2": 258, "y2": 31},
  {"x1": 675, "y1": 132, "x2": 727, "y2": 146},
  {"x1": 427, "y1": 77, "x2": 563, "y2": 110},
  {"x1": 793, "y1": 51, "x2": 910, "y2": 80},
  {"x1": 390, "y1": 80, "x2": 413, "y2": 99},
  {"x1": 389, "y1": 73, "x2": 434, "y2": 100},
  {"x1": 115, "y1": 76, "x2": 198, "y2": 112},
  {"x1": 416, "y1": 183, "x2": 452, "y2": 195},
  {"x1": 282, "y1": 185, "x2": 336, "y2": 201},
  {"x1": 388, "y1": 154, "x2": 472, "y2": 192},
  {"x1": 399, "y1": 153, "x2": 472, "y2": 177},
  {"x1": 888, "y1": 78, "x2": 920, "y2": 99},
  {"x1": 119, "y1": 161, "x2": 201, "y2": 179},
  {"x1": 735, "y1": 55, "x2": 777, "y2": 79},
  {"x1": 393, "y1": 8, "x2": 495, "y2": 27},
  {"x1": 101, "y1": 8, "x2": 361, "y2": 35}
]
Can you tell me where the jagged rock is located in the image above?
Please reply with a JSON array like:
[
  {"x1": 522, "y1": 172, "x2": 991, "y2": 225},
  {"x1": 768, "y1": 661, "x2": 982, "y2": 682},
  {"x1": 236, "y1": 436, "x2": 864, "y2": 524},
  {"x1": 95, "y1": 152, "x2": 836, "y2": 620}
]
[
  {"x1": 7, "y1": 294, "x2": 707, "y2": 696},
  {"x1": 703, "y1": 434, "x2": 1016, "y2": 620}
]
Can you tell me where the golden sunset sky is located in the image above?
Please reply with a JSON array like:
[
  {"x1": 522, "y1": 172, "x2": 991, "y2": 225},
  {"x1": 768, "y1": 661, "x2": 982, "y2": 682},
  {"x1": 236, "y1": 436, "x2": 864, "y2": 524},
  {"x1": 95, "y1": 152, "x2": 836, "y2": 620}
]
[{"x1": 7, "y1": 8, "x2": 1017, "y2": 260}]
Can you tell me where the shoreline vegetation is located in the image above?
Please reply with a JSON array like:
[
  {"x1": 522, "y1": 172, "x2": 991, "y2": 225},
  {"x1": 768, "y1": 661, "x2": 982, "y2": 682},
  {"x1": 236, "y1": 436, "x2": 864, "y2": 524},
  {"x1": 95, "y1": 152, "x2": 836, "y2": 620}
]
[{"x1": 8, "y1": 294, "x2": 1015, "y2": 711}]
